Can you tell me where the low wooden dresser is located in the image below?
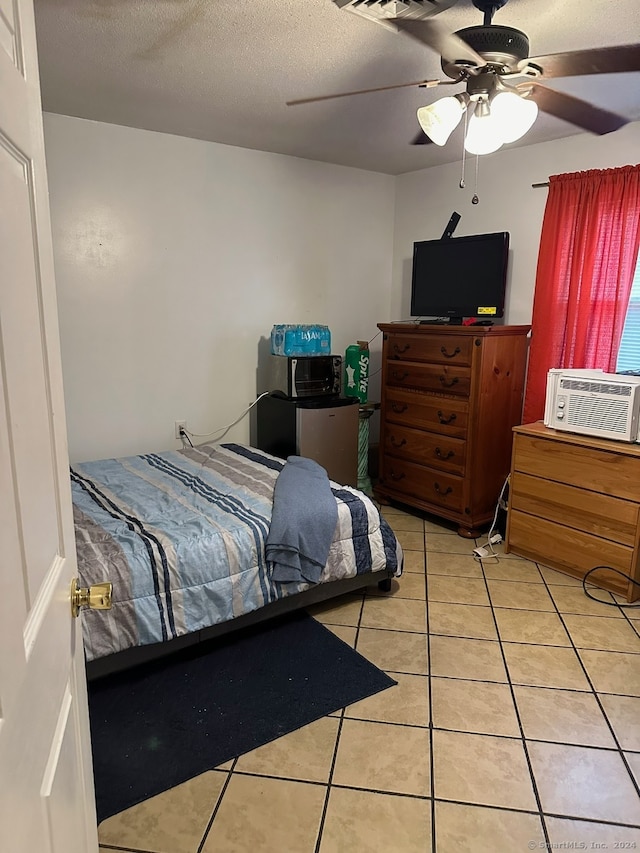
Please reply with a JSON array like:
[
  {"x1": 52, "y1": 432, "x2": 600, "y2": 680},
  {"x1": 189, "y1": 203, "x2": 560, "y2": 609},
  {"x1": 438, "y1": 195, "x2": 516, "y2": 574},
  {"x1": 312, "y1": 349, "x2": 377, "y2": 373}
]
[
  {"x1": 506, "y1": 421, "x2": 640, "y2": 602},
  {"x1": 375, "y1": 323, "x2": 530, "y2": 537}
]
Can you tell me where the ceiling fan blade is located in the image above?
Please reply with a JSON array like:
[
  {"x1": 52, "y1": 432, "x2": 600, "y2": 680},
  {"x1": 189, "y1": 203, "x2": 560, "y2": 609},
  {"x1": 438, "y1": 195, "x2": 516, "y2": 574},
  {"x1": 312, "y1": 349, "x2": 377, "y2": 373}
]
[
  {"x1": 522, "y1": 44, "x2": 640, "y2": 79},
  {"x1": 393, "y1": 18, "x2": 485, "y2": 68},
  {"x1": 521, "y1": 83, "x2": 630, "y2": 135},
  {"x1": 411, "y1": 130, "x2": 434, "y2": 145},
  {"x1": 286, "y1": 78, "x2": 443, "y2": 106}
]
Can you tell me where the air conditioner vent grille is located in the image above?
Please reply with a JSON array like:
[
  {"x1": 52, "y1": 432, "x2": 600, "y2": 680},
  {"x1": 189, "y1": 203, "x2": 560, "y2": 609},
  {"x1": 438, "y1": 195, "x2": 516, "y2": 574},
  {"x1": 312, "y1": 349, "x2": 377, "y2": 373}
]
[
  {"x1": 333, "y1": 0, "x2": 457, "y2": 24},
  {"x1": 560, "y1": 379, "x2": 634, "y2": 396},
  {"x1": 566, "y1": 396, "x2": 630, "y2": 433}
]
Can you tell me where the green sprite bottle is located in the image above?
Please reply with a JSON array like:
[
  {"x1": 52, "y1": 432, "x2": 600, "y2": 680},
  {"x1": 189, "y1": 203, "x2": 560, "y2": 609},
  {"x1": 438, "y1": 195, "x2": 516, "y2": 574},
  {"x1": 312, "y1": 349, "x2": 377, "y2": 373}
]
[{"x1": 344, "y1": 341, "x2": 369, "y2": 404}]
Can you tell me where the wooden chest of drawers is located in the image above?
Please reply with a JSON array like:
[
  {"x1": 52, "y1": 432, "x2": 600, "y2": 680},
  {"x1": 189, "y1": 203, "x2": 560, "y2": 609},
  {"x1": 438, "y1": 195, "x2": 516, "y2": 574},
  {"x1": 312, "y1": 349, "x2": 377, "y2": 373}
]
[
  {"x1": 506, "y1": 422, "x2": 640, "y2": 602},
  {"x1": 375, "y1": 323, "x2": 531, "y2": 537}
]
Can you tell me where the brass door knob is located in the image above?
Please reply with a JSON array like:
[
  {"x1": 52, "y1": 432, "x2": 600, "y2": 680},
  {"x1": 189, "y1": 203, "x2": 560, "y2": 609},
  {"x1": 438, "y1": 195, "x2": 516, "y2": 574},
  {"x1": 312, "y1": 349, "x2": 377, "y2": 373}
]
[{"x1": 71, "y1": 578, "x2": 112, "y2": 618}]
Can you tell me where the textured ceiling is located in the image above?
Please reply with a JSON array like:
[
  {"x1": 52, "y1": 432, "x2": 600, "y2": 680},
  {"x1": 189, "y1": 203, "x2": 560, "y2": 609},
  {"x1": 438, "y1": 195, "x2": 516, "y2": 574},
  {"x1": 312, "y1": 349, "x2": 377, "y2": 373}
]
[{"x1": 34, "y1": 0, "x2": 640, "y2": 175}]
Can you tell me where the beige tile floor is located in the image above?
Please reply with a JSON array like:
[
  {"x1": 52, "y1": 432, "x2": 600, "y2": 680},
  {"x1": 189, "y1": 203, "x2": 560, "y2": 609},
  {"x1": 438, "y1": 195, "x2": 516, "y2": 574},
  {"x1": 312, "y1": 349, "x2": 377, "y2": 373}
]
[{"x1": 97, "y1": 506, "x2": 640, "y2": 853}]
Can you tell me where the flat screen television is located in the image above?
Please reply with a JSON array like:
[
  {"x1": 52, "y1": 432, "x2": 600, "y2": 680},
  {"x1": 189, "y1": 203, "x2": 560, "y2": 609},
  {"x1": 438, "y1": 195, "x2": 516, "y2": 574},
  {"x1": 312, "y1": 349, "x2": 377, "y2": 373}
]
[{"x1": 410, "y1": 231, "x2": 510, "y2": 324}]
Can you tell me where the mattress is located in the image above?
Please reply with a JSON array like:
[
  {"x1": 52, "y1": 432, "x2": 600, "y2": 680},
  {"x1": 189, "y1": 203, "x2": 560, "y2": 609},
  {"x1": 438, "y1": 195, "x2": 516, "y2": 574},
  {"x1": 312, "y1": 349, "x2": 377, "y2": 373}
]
[{"x1": 71, "y1": 442, "x2": 402, "y2": 661}]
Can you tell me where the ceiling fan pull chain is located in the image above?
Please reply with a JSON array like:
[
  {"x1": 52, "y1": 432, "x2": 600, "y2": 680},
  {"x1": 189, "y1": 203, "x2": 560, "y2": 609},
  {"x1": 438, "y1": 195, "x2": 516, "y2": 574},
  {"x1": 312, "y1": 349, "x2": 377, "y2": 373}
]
[
  {"x1": 472, "y1": 154, "x2": 480, "y2": 205},
  {"x1": 459, "y1": 107, "x2": 468, "y2": 189}
]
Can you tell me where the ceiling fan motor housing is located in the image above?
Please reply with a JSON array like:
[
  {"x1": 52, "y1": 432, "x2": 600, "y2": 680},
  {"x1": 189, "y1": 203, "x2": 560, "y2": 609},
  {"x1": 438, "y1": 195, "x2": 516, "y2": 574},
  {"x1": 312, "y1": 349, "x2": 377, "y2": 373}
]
[{"x1": 442, "y1": 25, "x2": 530, "y2": 76}]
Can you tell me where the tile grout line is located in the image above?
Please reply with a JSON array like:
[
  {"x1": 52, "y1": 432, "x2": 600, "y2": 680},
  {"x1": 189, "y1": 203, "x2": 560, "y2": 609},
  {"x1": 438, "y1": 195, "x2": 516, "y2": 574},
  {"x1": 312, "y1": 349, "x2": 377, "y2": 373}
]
[
  {"x1": 196, "y1": 762, "x2": 236, "y2": 853},
  {"x1": 324, "y1": 613, "x2": 640, "y2": 662},
  {"x1": 475, "y1": 552, "x2": 552, "y2": 846},
  {"x1": 227, "y1": 768, "x2": 433, "y2": 799},
  {"x1": 615, "y1": 588, "x2": 640, "y2": 637},
  {"x1": 500, "y1": 561, "x2": 640, "y2": 816},
  {"x1": 423, "y1": 523, "x2": 438, "y2": 853},
  {"x1": 525, "y1": 810, "x2": 640, "y2": 831},
  {"x1": 429, "y1": 798, "x2": 640, "y2": 830},
  {"x1": 313, "y1": 590, "x2": 367, "y2": 853},
  {"x1": 535, "y1": 569, "x2": 640, "y2": 803}
]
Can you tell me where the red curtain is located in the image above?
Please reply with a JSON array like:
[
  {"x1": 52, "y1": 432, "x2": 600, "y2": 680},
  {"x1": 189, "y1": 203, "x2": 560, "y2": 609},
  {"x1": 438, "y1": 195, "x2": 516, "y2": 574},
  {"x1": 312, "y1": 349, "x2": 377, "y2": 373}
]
[{"x1": 523, "y1": 164, "x2": 640, "y2": 424}]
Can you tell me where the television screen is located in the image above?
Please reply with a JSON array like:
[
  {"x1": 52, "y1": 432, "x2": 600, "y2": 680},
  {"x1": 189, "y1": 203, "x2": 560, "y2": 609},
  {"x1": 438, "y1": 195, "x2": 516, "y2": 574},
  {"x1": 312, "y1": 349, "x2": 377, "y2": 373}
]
[{"x1": 410, "y1": 232, "x2": 510, "y2": 323}]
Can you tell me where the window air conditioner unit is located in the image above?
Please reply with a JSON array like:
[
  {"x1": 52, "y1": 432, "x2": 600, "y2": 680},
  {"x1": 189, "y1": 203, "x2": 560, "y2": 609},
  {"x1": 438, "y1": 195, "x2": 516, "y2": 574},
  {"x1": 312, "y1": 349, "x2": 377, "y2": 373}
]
[{"x1": 545, "y1": 368, "x2": 640, "y2": 442}]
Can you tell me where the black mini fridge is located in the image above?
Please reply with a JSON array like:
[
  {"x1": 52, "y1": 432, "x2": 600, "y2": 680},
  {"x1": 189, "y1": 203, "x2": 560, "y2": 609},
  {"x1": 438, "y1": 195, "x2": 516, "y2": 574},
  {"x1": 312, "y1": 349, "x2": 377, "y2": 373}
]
[{"x1": 255, "y1": 393, "x2": 359, "y2": 487}]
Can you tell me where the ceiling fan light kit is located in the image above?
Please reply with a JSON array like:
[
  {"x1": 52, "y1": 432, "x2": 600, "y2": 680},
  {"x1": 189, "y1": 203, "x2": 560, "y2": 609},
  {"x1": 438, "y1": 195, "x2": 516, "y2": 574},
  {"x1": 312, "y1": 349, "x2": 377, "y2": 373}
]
[
  {"x1": 491, "y1": 90, "x2": 538, "y2": 143},
  {"x1": 465, "y1": 101, "x2": 504, "y2": 155},
  {"x1": 416, "y1": 93, "x2": 467, "y2": 145},
  {"x1": 419, "y1": 84, "x2": 539, "y2": 152},
  {"x1": 417, "y1": 85, "x2": 538, "y2": 154}
]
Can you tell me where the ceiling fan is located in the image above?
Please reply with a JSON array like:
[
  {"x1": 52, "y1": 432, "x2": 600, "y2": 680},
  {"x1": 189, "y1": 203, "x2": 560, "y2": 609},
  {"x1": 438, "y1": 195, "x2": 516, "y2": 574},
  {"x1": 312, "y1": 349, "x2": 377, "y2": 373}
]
[{"x1": 287, "y1": 0, "x2": 640, "y2": 154}]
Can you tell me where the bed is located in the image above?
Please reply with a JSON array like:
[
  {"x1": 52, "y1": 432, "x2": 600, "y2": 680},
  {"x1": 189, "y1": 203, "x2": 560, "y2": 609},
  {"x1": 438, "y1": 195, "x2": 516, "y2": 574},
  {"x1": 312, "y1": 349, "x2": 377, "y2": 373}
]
[{"x1": 71, "y1": 442, "x2": 403, "y2": 677}]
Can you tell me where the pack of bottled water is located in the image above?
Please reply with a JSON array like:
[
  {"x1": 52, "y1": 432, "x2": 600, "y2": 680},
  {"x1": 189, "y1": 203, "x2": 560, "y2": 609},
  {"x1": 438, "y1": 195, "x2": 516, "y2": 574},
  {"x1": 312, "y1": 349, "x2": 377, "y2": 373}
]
[{"x1": 270, "y1": 324, "x2": 331, "y2": 356}]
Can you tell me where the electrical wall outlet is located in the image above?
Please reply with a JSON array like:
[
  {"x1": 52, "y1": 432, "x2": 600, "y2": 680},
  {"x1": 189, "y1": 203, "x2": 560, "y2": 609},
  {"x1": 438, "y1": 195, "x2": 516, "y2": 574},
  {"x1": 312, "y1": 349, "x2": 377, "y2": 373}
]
[{"x1": 174, "y1": 420, "x2": 187, "y2": 439}]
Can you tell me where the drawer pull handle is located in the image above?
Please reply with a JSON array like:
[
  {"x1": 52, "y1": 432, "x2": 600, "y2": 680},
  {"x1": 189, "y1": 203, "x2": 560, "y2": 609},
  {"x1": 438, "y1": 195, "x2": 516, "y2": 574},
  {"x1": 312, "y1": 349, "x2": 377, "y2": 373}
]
[
  {"x1": 389, "y1": 470, "x2": 406, "y2": 481},
  {"x1": 437, "y1": 410, "x2": 457, "y2": 425},
  {"x1": 391, "y1": 402, "x2": 408, "y2": 414},
  {"x1": 440, "y1": 346, "x2": 461, "y2": 359},
  {"x1": 392, "y1": 370, "x2": 409, "y2": 382},
  {"x1": 390, "y1": 437, "x2": 407, "y2": 449},
  {"x1": 435, "y1": 447, "x2": 454, "y2": 460},
  {"x1": 392, "y1": 344, "x2": 410, "y2": 356},
  {"x1": 434, "y1": 482, "x2": 453, "y2": 496},
  {"x1": 439, "y1": 376, "x2": 459, "y2": 388}
]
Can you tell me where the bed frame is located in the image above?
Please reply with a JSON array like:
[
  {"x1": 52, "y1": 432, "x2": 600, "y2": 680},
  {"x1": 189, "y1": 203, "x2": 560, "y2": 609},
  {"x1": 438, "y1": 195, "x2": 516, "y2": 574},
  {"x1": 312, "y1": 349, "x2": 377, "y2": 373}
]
[{"x1": 86, "y1": 568, "x2": 394, "y2": 679}]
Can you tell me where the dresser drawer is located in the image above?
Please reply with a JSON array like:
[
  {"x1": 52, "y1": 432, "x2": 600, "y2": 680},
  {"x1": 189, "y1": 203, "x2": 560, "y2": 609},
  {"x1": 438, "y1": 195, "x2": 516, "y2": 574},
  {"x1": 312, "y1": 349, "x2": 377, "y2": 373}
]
[
  {"x1": 384, "y1": 389, "x2": 469, "y2": 438},
  {"x1": 513, "y1": 433, "x2": 640, "y2": 502},
  {"x1": 380, "y1": 457, "x2": 464, "y2": 512},
  {"x1": 507, "y1": 510, "x2": 636, "y2": 599},
  {"x1": 386, "y1": 334, "x2": 473, "y2": 366},
  {"x1": 383, "y1": 424, "x2": 466, "y2": 475},
  {"x1": 510, "y1": 471, "x2": 638, "y2": 547},
  {"x1": 386, "y1": 361, "x2": 471, "y2": 397}
]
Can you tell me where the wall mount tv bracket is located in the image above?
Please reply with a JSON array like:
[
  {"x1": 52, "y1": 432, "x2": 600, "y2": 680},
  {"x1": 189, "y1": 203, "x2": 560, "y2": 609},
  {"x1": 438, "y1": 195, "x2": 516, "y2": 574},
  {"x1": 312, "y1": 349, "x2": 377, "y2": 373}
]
[{"x1": 441, "y1": 211, "x2": 461, "y2": 240}]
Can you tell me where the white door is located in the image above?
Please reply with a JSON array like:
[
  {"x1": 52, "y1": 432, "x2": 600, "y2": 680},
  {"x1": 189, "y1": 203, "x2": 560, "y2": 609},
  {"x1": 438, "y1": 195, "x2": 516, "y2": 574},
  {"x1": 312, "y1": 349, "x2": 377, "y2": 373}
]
[{"x1": 0, "y1": 0, "x2": 99, "y2": 850}]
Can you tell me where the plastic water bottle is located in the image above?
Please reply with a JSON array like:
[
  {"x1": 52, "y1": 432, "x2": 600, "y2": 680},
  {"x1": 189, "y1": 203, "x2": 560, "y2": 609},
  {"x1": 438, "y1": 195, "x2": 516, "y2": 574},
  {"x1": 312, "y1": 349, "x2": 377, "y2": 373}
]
[{"x1": 270, "y1": 324, "x2": 331, "y2": 356}]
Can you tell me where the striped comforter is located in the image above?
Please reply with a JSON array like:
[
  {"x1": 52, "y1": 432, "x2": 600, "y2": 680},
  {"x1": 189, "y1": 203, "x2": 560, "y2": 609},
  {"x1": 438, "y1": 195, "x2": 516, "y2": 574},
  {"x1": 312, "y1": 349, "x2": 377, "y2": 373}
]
[{"x1": 71, "y1": 443, "x2": 403, "y2": 661}]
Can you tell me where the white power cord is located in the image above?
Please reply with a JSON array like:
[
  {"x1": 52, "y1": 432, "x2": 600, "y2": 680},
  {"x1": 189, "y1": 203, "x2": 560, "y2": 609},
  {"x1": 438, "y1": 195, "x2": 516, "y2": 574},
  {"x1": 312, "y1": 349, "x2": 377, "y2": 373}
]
[
  {"x1": 182, "y1": 392, "x2": 270, "y2": 446},
  {"x1": 473, "y1": 533, "x2": 503, "y2": 560},
  {"x1": 472, "y1": 474, "x2": 510, "y2": 561}
]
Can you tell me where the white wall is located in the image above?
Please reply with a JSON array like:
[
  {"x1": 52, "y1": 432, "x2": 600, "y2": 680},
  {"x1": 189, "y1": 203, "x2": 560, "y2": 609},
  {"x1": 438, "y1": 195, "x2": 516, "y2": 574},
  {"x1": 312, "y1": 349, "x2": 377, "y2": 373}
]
[
  {"x1": 44, "y1": 114, "x2": 639, "y2": 463},
  {"x1": 43, "y1": 114, "x2": 395, "y2": 462},
  {"x1": 392, "y1": 123, "x2": 640, "y2": 326}
]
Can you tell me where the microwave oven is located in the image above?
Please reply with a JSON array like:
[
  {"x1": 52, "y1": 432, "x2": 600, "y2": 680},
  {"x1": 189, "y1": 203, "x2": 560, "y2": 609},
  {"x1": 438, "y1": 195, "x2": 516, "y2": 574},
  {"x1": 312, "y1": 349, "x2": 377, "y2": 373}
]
[{"x1": 265, "y1": 354, "x2": 342, "y2": 399}]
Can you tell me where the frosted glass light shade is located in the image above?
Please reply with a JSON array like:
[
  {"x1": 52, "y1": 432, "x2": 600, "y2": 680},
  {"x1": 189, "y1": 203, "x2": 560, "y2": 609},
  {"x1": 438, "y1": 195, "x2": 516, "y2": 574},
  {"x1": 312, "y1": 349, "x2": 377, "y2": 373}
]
[
  {"x1": 417, "y1": 96, "x2": 465, "y2": 146},
  {"x1": 464, "y1": 110, "x2": 503, "y2": 155},
  {"x1": 491, "y1": 91, "x2": 538, "y2": 143}
]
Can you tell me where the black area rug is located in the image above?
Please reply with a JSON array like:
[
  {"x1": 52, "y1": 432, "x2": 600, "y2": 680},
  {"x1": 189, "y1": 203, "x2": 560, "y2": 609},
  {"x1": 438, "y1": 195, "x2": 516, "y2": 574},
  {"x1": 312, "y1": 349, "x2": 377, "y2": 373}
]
[{"x1": 89, "y1": 610, "x2": 396, "y2": 822}]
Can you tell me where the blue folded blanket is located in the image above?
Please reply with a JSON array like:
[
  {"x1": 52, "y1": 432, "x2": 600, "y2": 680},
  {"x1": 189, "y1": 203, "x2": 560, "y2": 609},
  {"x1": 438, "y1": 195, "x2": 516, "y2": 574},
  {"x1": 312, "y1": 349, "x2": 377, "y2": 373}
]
[{"x1": 266, "y1": 456, "x2": 338, "y2": 584}]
